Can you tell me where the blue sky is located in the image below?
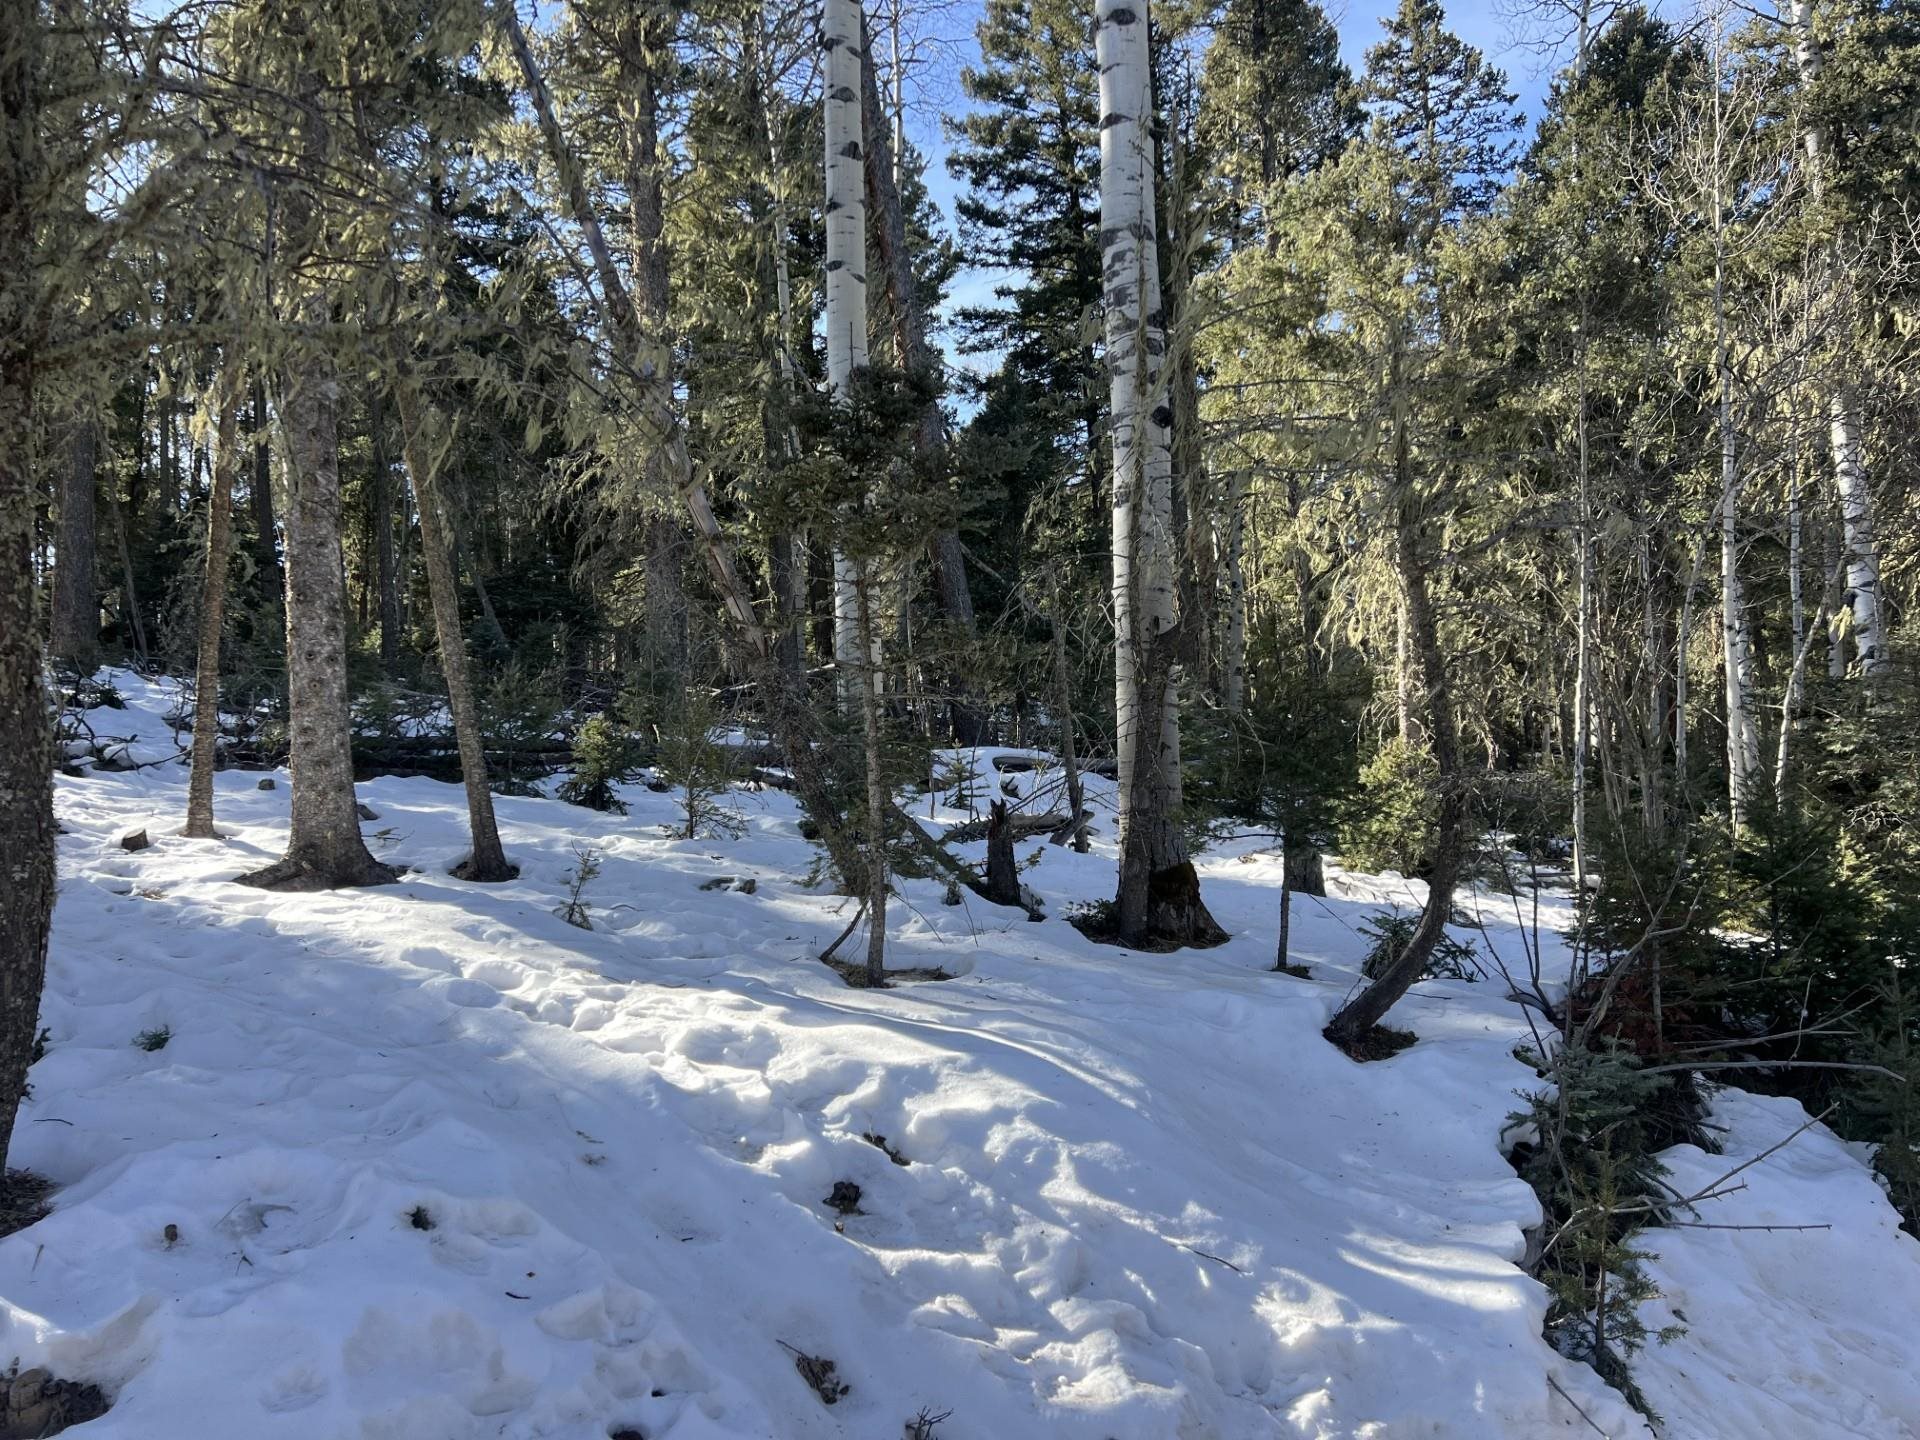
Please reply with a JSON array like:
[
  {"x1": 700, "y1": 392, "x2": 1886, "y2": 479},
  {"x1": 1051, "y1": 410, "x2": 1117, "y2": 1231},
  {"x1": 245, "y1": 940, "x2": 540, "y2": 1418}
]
[{"x1": 914, "y1": 0, "x2": 1579, "y2": 373}]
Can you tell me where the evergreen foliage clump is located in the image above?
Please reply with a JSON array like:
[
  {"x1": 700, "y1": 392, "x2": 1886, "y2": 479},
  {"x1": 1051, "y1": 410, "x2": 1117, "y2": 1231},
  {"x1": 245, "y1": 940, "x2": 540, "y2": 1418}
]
[
  {"x1": 654, "y1": 690, "x2": 745, "y2": 842},
  {"x1": 1359, "y1": 909, "x2": 1479, "y2": 982},
  {"x1": 557, "y1": 713, "x2": 640, "y2": 815},
  {"x1": 1511, "y1": 1043, "x2": 1696, "y2": 1419},
  {"x1": 1339, "y1": 738, "x2": 1439, "y2": 876},
  {"x1": 481, "y1": 659, "x2": 562, "y2": 796}
]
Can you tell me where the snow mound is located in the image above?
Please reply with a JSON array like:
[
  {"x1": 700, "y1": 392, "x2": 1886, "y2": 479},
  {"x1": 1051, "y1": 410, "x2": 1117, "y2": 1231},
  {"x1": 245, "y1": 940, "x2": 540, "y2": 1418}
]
[{"x1": 6, "y1": 671, "x2": 1916, "y2": 1438}]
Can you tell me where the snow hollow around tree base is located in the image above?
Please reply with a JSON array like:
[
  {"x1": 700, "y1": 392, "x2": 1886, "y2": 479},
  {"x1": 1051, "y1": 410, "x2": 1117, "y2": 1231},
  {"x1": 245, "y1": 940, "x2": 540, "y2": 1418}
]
[{"x1": 7, "y1": 671, "x2": 1919, "y2": 1439}]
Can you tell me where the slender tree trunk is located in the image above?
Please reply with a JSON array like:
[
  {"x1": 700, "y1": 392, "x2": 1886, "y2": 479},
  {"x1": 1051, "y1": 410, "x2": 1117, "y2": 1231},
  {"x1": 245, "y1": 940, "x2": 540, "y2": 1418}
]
[
  {"x1": 1787, "y1": 0, "x2": 1887, "y2": 675},
  {"x1": 1325, "y1": 393, "x2": 1467, "y2": 1048},
  {"x1": 0, "y1": 0, "x2": 56, "y2": 1178},
  {"x1": 1220, "y1": 468, "x2": 1249, "y2": 714},
  {"x1": 617, "y1": 10, "x2": 691, "y2": 687},
  {"x1": 249, "y1": 379, "x2": 281, "y2": 598},
  {"x1": 239, "y1": 65, "x2": 390, "y2": 891},
  {"x1": 859, "y1": 23, "x2": 978, "y2": 739},
  {"x1": 1099, "y1": 0, "x2": 1220, "y2": 947},
  {"x1": 856, "y1": 569, "x2": 889, "y2": 985},
  {"x1": 1571, "y1": 293, "x2": 1593, "y2": 896},
  {"x1": 370, "y1": 393, "x2": 401, "y2": 673},
  {"x1": 1395, "y1": 597, "x2": 1420, "y2": 744},
  {"x1": 1274, "y1": 868, "x2": 1293, "y2": 972},
  {"x1": 499, "y1": 0, "x2": 862, "y2": 887},
  {"x1": 1712, "y1": 53, "x2": 1760, "y2": 829},
  {"x1": 391, "y1": 371, "x2": 514, "y2": 881},
  {"x1": 51, "y1": 416, "x2": 98, "y2": 672},
  {"x1": 185, "y1": 396, "x2": 240, "y2": 839},
  {"x1": 1049, "y1": 585, "x2": 1089, "y2": 853},
  {"x1": 109, "y1": 490, "x2": 149, "y2": 663},
  {"x1": 752, "y1": 5, "x2": 810, "y2": 681},
  {"x1": 825, "y1": 0, "x2": 872, "y2": 709},
  {"x1": 1674, "y1": 529, "x2": 1706, "y2": 785}
]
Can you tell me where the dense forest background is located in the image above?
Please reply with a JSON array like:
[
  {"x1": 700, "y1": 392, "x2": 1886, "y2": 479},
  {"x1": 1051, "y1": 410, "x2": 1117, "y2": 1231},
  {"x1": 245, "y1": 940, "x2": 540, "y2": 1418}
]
[{"x1": 2, "y1": 0, "x2": 1919, "y2": 1412}]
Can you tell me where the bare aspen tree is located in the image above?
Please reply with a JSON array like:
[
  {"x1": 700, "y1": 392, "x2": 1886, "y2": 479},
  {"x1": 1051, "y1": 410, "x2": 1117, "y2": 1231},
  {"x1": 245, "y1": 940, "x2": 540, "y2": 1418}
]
[
  {"x1": 1786, "y1": 0, "x2": 1887, "y2": 676},
  {"x1": 1098, "y1": 0, "x2": 1220, "y2": 947},
  {"x1": 1709, "y1": 18, "x2": 1762, "y2": 829},
  {"x1": 824, "y1": 0, "x2": 874, "y2": 710}
]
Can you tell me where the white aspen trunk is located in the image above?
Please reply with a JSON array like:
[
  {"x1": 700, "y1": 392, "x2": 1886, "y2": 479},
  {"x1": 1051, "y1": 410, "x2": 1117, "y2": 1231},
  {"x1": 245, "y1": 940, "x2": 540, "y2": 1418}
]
[
  {"x1": 1787, "y1": 0, "x2": 1887, "y2": 675},
  {"x1": 1826, "y1": 512, "x2": 1847, "y2": 678},
  {"x1": 1637, "y1": 518, "x2": 1663, "y2": 832},
  {"x1": 1570, "y1": 5, "x2": 1594, "y2": 896},
  {"x1": 1712, "y1": 29, "x2": 1761, "y2": 830},
  {"x1": 1572, "y1": 289, "x2": 1592, "y2": 892},
  {"x1": 824, "y1": 0, "x2": 871, "y2": 707},
  {"x1": 1100, "y1": 0, "x2": 1218, "y2": 946}
]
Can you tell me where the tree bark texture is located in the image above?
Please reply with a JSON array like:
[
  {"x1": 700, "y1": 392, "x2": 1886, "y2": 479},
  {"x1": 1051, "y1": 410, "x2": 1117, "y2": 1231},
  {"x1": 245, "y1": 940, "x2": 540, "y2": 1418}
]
[
  {"x1": 1787, "y1": 0, "x2": 1886, "y2": 675},
  {"x1": 51, "y1": 417, "x2": 98, "y2": 671},
  {"x1": 825, "y1": 0, "x2": 871, "y2": 706},
  {"x1": 185, "y1": 396, "x2": 240, "y2": 839},
  {"x1": 0, "y1": 0, "x2": 56, "y2": 1176},
  {"x1": 391, "y1": 370, "x2": 514, "y2": 881},
  {"x1": 1325, "y1": 410, "x2": 1467, "y2": 1046},
  {"x1": 239, "y1": 65, "x2": 391, "y2": 890},
  {"x1": 1097, "y1": 0, "x2": 1220, "y2": 948}
]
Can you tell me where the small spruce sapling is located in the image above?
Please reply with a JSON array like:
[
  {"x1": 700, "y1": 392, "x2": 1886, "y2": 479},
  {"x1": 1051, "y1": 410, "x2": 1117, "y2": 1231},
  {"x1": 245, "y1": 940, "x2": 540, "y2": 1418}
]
[
  {"x1": 655, "y1": 689, "x2": 744, "y2": 841},
  {"x1": 557, "y1": 847, "x2": 600, "y2": 930},
  {"x1": 557, "y1": 713, "x2": 639, "y2": 814},
  {"x1": 1359, "y1": 909, "x2": 1480, "y2": 981}
]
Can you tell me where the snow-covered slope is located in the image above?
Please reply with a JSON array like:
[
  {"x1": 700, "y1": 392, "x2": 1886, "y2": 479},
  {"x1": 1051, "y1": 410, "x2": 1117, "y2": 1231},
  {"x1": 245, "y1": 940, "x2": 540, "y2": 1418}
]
[{"x1": 7, "y1": 672, "x2": 1917, "y2": 1439}]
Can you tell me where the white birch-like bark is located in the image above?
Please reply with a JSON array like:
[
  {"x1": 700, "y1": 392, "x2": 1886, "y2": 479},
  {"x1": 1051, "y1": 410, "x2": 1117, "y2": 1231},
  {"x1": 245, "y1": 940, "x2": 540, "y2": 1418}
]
[
  {"x1": 1712, "y1": 42, "x2": 1761, "y2": 827},
  {"x1": 1100, "y1": 0, "x2": 1172, "y2": 846},
  {"x1": 1570, "y1": 6, "x2": 1594, "y2": 894},
  {"x1": 824, "y1": 0, "x2": 871, "y2": 706},
  {"x1": 1787, "y1": 0, "x2": 1886, "y2": 675},
  {"x1": 1100, "y1": 0, "x2": 1216, "y2": 944}
]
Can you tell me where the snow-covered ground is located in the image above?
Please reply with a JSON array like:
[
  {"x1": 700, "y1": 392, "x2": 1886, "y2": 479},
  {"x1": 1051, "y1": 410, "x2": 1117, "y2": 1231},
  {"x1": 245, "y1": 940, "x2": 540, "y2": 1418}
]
[{"x1": 7, "y1": 671, "x2": 1917, "y2": 1439}]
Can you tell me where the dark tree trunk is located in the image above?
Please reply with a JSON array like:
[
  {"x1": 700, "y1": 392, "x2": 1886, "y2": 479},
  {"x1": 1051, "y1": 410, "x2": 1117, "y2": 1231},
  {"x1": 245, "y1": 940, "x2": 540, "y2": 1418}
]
[
  {"x1": 51, "y1": 416, "x2": 98, "y2": 672},
  {"x1": 108, "y1": 490, "x2": 148, "y2": 663},
  {"x1": 1284, "y1": 842, "x2": 1325, "y2": 897},
  {"x1": 1048, "y1": 587, "x2": 1089, "y2": 852},
  {"x1": 392, "y1": 370, "x2": 514, "y2": 882},
  {"x1": 185, "y1": 397, "x2": 240, "y2": 839},
  {"x1": 370, "y1": 392, "x2": 401, "y2": 673},
  {"x1": 239, "y1": 64, "x2": 391, "y2": 891},
  {"x1": 768, "y1": 530, "x2": 807, "y2": 680},
  {"x1": 616, "y1": 11, "x2": 692, "y2": 690},
  {"x1": 856, "y1": 571, "x2": 890, "y2": 985},
  {"x1": 0, "y1": 0, "x2": 56, "y2": 1177},
  {"x1": 249, "y1": 379, "x2": 282, "y2": 598},
  {"x1": 645, "y1": 513, "x2": 688, "y2": 678},
  {"x1": 1274, "y1": 871, "x2": 1293, "y2": 971},
  {"x1": 984, "y1": 800, "x2": 1022, "y2": 906},
  {"x1": 1326, "y1": 426, "x2": 1467, "y2": 1048}
]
